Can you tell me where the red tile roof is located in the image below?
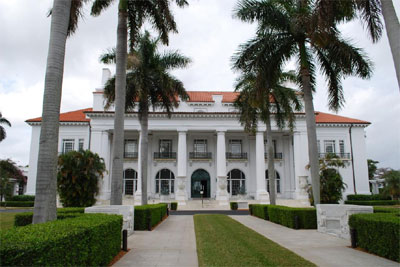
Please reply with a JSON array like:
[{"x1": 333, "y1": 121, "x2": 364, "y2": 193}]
[
  {"x1": 26, "y1": 108, "x2": 92, "y2": 123},
  {"x1": 186, "y1": 91, "x2": 239, "y2": 102},
  {"x1": 315, "y1": 111, "x2": 369, "y2": 124}
]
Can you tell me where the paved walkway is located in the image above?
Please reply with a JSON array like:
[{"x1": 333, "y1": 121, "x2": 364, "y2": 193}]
[
  {"x1": 170, "y1": 210, "x2": 249, "y2": 215},
  {"x1": 114, "y1": 215, "x2": 198, "y2": 267},
  {"x1": 231, "y1": 215, "x2": 397, "y2": 267}
]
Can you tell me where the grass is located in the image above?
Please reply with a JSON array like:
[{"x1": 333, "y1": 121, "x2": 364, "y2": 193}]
[
  {"x1": 194, "y1": 214, "x2": 315, "y2": 267},
  {"x1": 0, "y1": 212, "x2": 18, "y2": 230}
]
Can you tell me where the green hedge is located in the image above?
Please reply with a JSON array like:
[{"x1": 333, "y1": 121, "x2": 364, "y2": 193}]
[
  {"x1": 251, "y1": 204, "x2": 270, "y2": 220},
  {"x1": 349, "y1": 213, "x2": 400, "y2": 262},
  {"x1": 230, "y1": 202, "x2": 238, "y2": 210},
  {"x1": 9, "y1": 195, "x2": 35, "y2": 201},
  {"x1": 374, "y1": 207, "x2": 400, "y2": 214},
  {"x1": 171, "y1": 202, "x2": 178, "y2": 211},
  {"x1": 1, "y1": 214, "x2": 122, "y2": 266},
  {"x1": 0, "y1": 201, "x2": 34, "y2": 207},
  {"x1": 268, "y1": 205, "x2": 317, "y2": 229},
  {"x1": 14, "y1": 207, "x2": 86, "y2": 227},
  {"x1": 134, "y1": 203, "x2": 168, "y2": 230},
  {"x1": 347, "y1": 194, "x2": 391, "y2": 201},
  {"x1": 345, "y1": 200, "x2": 399, "y2": 206}
]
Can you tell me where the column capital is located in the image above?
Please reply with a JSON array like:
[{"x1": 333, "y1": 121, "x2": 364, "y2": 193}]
[
  {"x1": 216, "y1": 129, "x2": 226, "y2": 134},
  {"x1": 256, "y1": 131, "x2": 265, "y2": 136},
  {"x1": 257, "y1": 126, "x2": 266, "y2": 132},
  {"x1": 177, "y1": 128, "x2": 188, "y2": 133}
]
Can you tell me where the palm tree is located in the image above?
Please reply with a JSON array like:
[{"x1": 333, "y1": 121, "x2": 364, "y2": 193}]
[
  {"x1": 101, "y1": 31, "x2": 190, "y2": 205},
  {"x1": 234, "y1": 0, "x2": 373, "y2": 204},
  {"x1": 233, "y1": 71, "x2": 301, "y2": 205},
  {"x1": 91, "y1": 0, "x2": 188, "y2": 205},
  {"x1": 0, "y1": 113, "x2": 11, "y2": 142},
  {"x1": 33, "y1": 0, "x2": 88, "y2": 224}
]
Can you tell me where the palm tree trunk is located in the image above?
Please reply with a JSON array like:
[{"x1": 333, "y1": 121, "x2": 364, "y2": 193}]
[
  {"x1": 32, "y1": 0, "x2": 71, "y2": 224},
  {"x1": 381, "y1": 0, "x2": 400, "y2": 91},
  {"x1": 301, "y1": 66, "x2": 320, "y2": 205},
  {"x1": 110, "y1": 4, "x2": 127, "y2": 205},
  {"x1": 266, "y1": 115, "x2": 276, "y2": 205},
  {"x1": 140, "y1": 106, "x2": 149, "y2": 205}
]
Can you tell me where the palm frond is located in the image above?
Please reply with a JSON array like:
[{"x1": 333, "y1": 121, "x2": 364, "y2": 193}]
[
  {"x1": 99, "y1": 48, "x2": 116, "y2": 64},
  {"x1": 91, "y1": 0, "x2": 114, "y2": 16},
  {"x1": 355, "y1": 0, "x2": 383, "y2": 43}
]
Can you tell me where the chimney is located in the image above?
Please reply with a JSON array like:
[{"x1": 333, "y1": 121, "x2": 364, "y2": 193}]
[
  {"x1": 101, "y1": 68, "x2": 111, "y2": 86},
  {"x1": 212, "y1": 94, "x2": 223, "y2": 104}
]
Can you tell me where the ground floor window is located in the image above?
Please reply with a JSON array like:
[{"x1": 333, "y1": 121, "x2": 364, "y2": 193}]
[
  {"x1": 155, "y1": 169, "x2": 175, "y2": 194},
  {"x1": 123, "y1": 168, "x2": 137, "y2": 195},
  {"x1": 227, "y1": 169, "x2": 245, "y2": 195},
  {"x1": 266, "y1": 170, "x2": 281, "y2": 193}
]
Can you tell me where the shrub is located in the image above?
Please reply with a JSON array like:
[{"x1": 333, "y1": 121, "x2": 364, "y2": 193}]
[
  {"x1": 2, "y1": 214, "x2": 122, "y2": 266},
  {"x1": 268, "y1": 205, "x2": 317, "y2": 229},
  {"x1": 57, "y1": 150, "x2": 106, "y2": 207},
  {"x1": 373, "y1": 207, "x2": 400, "y2": 214},
  {"x1": 230, "y1": 202, "x2": 238, "y2": 210},
  {"x1": 9, "y1": 195, "x2": 35, "y2": 201},
  {"x1": 134, "y1": 203, "x2": 168, "y2": 230},
  {"x1": 345, "y1": 200, "x2": 399, "y2": 206},
  {"x1": 251, "y1": 204, "x2": 269, "y2": 220},
  {"x1": 170, "y1": 202, "x2": 178, "y2": 210},
  {"x1": 14, "y1": 207, "x2": 86, "y2": 227},
  {"x1": 349, "y1": 213, "x2": 400, "y2": 262},
  {"x1": 347, "y1": 194, "x2": 391, "y2": 201},
  {"x1": 381, "y1": 170, "x2": 400, "y2": 200},
  {"x1": 0, "y1": 201, "x2": 34, "y2": 207}
]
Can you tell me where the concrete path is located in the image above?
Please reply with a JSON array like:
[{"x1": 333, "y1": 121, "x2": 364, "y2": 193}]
[
  {"x1": 231, "y1": 215, "x2": 397, "y2": 267},
  {"x1": 170, "y1": 210, "x2": 249, "y2": 215},
  {"x1": 114, "y1": 215, "x2": 198, "y2": 267}
]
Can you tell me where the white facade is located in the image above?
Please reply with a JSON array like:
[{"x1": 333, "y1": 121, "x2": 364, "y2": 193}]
[{"x1": 26, "y1": 70, "x2": 371, "y2": 205}]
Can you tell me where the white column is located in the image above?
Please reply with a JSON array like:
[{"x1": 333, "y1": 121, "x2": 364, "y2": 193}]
[
  {"x1": 256, "y1": 131, "x2": 269, "y2": 203},
  {"x1": 176, "y1": 130, "x2": 188, "y2": 205},
  {"x1": 135, "y1": 131, "x2": 142, "y2": 205},
  {"x1": 293, "y1": 131, "x2": 310, "y2": 200},
  {"x1": 216, "y1": 130, "x2": 228, "y2": 204},
  {"x1": 91, "y1": 129, "x2": 111, "y2": 201}
]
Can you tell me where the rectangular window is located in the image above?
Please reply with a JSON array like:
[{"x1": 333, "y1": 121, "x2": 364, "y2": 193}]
[
  {"x1": 78, "y1": 139, "x2": 84, "y2": 151},
  {"x1": 194, "y1": 139, "x2": 207, "y2": 153},
  {"x1": 159, "y1": 139, "x2": 172, "y2": 153},
  {"x1": 339, "y1": 140, "x2": 345, "y2": 154},
  {"x1": 324, "y1": 140, "x2": 336, "y2": 154},
  {"x1": 229, "y1": 139, "x2": 242, "y2": 154},
  {"x1": 62, "y1": 139, "x2": 75, "y2": 154}
]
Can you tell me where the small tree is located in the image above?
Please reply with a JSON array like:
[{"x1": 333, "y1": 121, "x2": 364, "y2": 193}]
[
  {"x1": 0, "y1": 159, "x2": 25, "y2": 201},
  {"x1": 367, "y1": 159, "x2": 379, "y2": 180},
  {"x1": 57, "y1": 150, "x2": 106, "y2": 207},
  {"x1": 381, "y1": 170, "x2": 400, "y2": 200}
]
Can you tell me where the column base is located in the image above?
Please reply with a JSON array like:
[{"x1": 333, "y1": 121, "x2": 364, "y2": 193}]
[
  {"x1": 134, "y1": 191, "x2": 142, "y2": 205},
  {"x1": 256, "y1": 190, "x2": 270, "y2": 204}
]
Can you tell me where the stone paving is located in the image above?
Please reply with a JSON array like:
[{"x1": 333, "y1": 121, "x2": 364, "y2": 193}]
[
  {"x1": 231, "y1": 215, "x2": 398, "y2": 267},
  {"x1": 114, "y1": 215, "x2": 197, "y2": 267}
]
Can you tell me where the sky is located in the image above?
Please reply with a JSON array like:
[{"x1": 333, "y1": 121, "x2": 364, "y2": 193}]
[{"x1": 0, "y1": 0, "x2": 399, "y2": 170}]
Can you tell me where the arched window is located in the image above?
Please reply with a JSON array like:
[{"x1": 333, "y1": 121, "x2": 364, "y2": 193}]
[
  {"x1": 155, "y1": 169, "x2": 175, "y2": 194},
  {"x1": 227, "y1": 169, "x2": 245, "y2": 196},
  {"x1": 265, "y1": 170, "x2": 281, "y2": 193},
  {"x1": 123, "y1": 169, "x2": 137, "y2": 195}
]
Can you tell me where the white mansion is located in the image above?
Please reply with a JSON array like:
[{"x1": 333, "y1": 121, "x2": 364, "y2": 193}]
[{"x1": 26, "y1": 69, "x2": 371, "y2": 205}]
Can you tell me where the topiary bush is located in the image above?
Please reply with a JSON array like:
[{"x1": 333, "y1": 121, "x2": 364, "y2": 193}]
[
  {"x1": 2, "y1": 214, "x2": 123, "y2": 266},
  {"x1": 14, "y1": 207, "x2": 86, "y2": 227},
  {"x1": 373, "y1": 207, "x2": 400, "y2": 214},
  {"x1": 349, "y1": 213, "x2": 400, "y2": 262},
  {"x1": 345, "y1": 200, "x2": 399, "y2": 206},
  {"x1": 230, "y1": 202, "x2": 238, "y2": 210},
  {"x1": 0, "y1": 201, "x2": 34, "y2": 207},
  {"x1": 171, "y1": 202, "x2": 178, "y2": 210},
  {"x1": 347, "y1": 194, "x2": 391, "y2": 201},
  {"x1": 134, "y1": 203, "x2": 168, "y2": 230},
  {"x1": 57, "y1": 150, "x2": 106, "y2": 207},
  {"x1": 10, "y1": 195, "x2": 35, "y2": 201},
  {"x1": 251, "y1": 204, "x2": 269, "y2": 220},
  {"x1": 268, "y1": 205, "x2": 317, "y2": 229}
]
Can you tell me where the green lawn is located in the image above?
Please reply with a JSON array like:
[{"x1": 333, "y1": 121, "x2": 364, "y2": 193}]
[
  {"x1": 194, "y1": 214, "x2": 315, "y2": 267},
  {"x1": 0, "y1": 212, "x2": 18, "y2": 230}
]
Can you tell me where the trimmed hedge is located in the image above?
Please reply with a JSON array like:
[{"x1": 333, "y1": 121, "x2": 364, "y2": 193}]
[
  {"x1": 374, "y1": 207, "x2": 400, "y2": 214},
  {"x1": 134, "y1": 203, "x2": 168, "y2": 230},
  {"x1": 14, "y1": 207, "x2": 86, "y2": 227},
  {"x1": 349, "y1": 213, "x2": 400, "y2": 262},
  {"x1": 347, "y1": 194, "x2": 391, "y2": 201},
  {"x1": 345, "y1": 200, "x2": 399, "y2": 206},
  {"x1": 230, "y1": 202, "x2": 238, "y2": 210},
  {"x1": 10, "y1": 195, "x2": 35, "y2": 201},
  {"x1": 251, "y1": 204, "x2": 270, "y2": 220},
  {"x1": 0, "y1": 201, "x2": 34, "y2": 207},
  {"x1": 171, "y1": 202, "x2": 178, "y2": 211},
  {"x1": 1, "y1": 214, "x2": 123, "y2": 266},
  {"x1": 268, "y1": 205, "x2": 317, "y2": 229}
]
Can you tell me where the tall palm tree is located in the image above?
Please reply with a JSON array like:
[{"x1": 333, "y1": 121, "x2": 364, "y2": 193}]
[
  {"x1": 91, "y1": 0, "x2": 188, "y2": 205},
  {"x1": 233, "y1": 71, "x2": 301, "y2": 205},
  {"x1": 234, "y1": 0, "x2": 373, "y2": 204},
  {"x1": 101, "y1": 31, "x2": 190, "y2": 205},
  {"x1": 0, "y1": 112, "x2": 11, "y2": 142},
  {"x1": 33, "y1": 0, "x2": 88, "y2": 224}
]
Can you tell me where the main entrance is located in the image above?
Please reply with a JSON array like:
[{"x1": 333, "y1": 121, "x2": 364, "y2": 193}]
[{"x1": 191, "y1": 169, "x2": 210, "y2": 198}]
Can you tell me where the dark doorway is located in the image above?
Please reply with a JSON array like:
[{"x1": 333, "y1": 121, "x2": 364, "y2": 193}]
[{"x1": 191, "y1": 169, "x2": 210, "y2": 198}]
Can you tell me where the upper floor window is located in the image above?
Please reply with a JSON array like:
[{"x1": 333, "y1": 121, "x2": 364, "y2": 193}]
[
  {"x1": 324, "y1": 140, "x2": 336, "y2": 153},
  {"x1": 62, "y1": 139, "x2": 75, "y2": 154},
  {"x1": 78, "y1": 139, "x2": 84, "y2": 151},
  {"x1": 229, "y1": 139, "x2": 242, "y2": 154},
  {"x1": 194, "y1": 139, "x2": 207, "y2": 153},
  {"x1": 124, "y1": 139, "x2": 138, "y2": 158},
  {"x1": 339, "y1": 140, "x2": 345, "y2": 154},
  {"x1": 264, "y1": 140, "x2": 277, "y2": 153},
  {"x1": 159, "y1": 139, "x2": 172, "y2": 153}
]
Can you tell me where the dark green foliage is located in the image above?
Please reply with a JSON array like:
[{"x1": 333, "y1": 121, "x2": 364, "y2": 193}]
[
  {"x1": 373, "y1": 207, "x2": 400, "y2": 214},
  {"x1": 268, "y1": 206, "x2": 317, "y2": 229},
  {"x1": 0, "y1": 159, "x2": 25, "y2": 201},
  {"x1": 134, "y1": 204, "x2": 168, "y2": 230},
  {"x1": 349, "y1": 213, "x2": 400, "y2": 262},
  {"x1": 2, "y1": 214, "x2": 122, "y2": 266},
  {"x1": 248, "y1": 204, "x2": 253, "y2": 215},
  {"x1": 347, "y1": 194, "x2": 391, "y2": 201},
  {"x1": 0, "y1": 201, "x2": 34, "y2": 207},
  {"x1": 230, "y1": 202, "x2": 238, "y2": 210},
  {"x1": 57, "y1": 150, "x2": 106, "y2": 207},
  {"x1": 170, "y1": 202, "x2": 178, "y2": 210},
  {"x1": 10, "y1": 195, "x2": 35, "y2": 201},
  {"x1": 367, "y1": 159, "x2": 379, "y2": 180},
  {"x1": 14, "y1": 207, "x2": 86, "y2": 227},
  {"x1": 345, "y1": 200, "x2": 399, "y2": 206},
  {"x1": 381, "y1": 170, "x2": 400, "y2": 200},
  {"x1": 251, "y1": 204, "x2": 270, "y2": 220}
]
